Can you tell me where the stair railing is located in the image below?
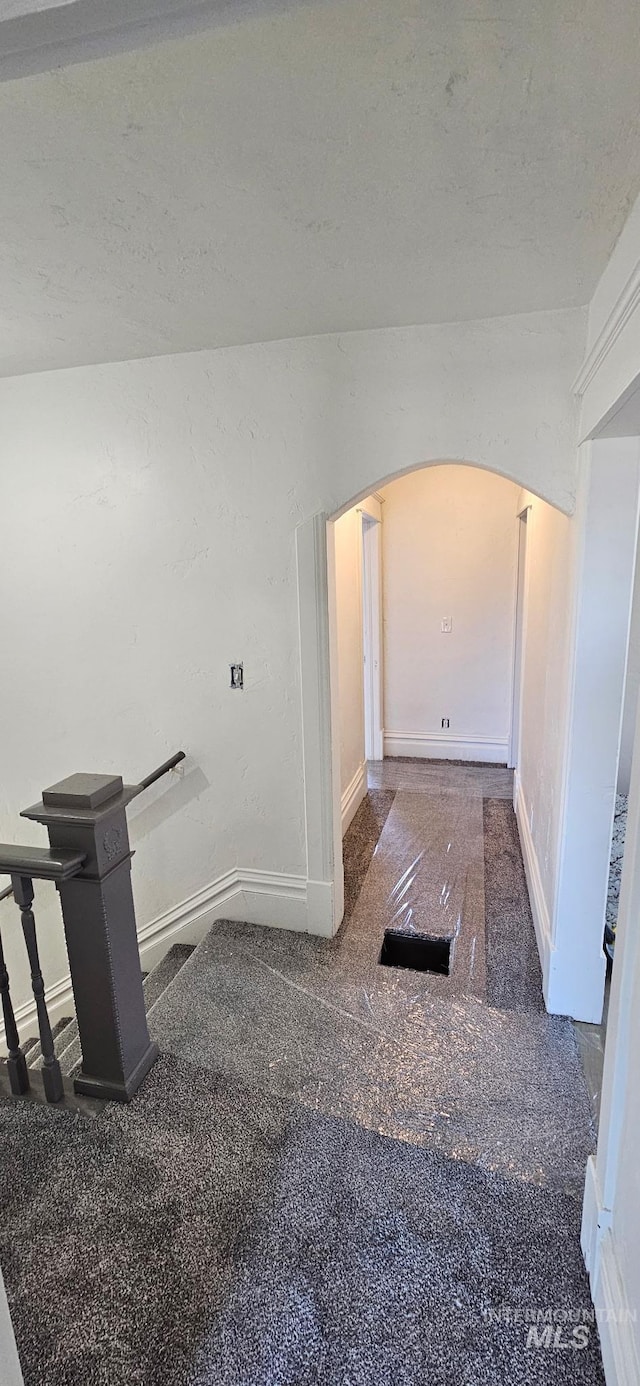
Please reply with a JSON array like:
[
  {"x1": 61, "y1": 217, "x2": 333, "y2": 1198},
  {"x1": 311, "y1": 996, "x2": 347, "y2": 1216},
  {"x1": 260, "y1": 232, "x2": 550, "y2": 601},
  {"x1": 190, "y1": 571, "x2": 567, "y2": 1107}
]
[
  {"x1": 0, "y1": 751, "x2": 185, "y2": 1106},
  {"x1": 0, "y1": 902, "x2": 29, "y2": 1098}
]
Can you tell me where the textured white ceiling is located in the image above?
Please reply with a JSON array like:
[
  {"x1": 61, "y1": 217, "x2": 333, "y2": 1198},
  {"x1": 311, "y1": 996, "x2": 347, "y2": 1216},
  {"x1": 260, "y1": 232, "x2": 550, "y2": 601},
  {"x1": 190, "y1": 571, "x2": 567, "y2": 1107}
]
[
  {"x1": 0, "y1": 0, "x2": 67, "y2": 17},
  {"x1": 2, "y1": 0, "x2": 640, "y2": 377}
]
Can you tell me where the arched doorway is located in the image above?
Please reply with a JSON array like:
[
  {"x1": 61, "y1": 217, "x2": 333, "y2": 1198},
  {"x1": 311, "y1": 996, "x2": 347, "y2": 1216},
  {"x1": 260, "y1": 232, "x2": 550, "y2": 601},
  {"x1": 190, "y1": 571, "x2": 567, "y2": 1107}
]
[
  {"x1": 296, "y1": 454, "x2": 572, "y2": 944},
  {"x1": 296, "y1": 449, "x2": 640, "y2": 1029}
]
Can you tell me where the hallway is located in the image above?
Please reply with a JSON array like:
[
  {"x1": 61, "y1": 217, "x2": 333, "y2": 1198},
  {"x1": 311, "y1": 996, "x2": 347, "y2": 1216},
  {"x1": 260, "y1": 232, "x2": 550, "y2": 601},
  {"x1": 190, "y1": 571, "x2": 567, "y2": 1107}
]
[{"x1": 0, "y1": 761, "x2": 602, "y2": 1384}]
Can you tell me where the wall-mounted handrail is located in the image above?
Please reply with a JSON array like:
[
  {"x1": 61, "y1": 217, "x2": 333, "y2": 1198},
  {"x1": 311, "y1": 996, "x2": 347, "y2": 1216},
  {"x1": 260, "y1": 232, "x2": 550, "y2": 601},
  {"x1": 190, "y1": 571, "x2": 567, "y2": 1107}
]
[
  {"x1": 0, "y1": 883, "x2": 13, "y2": 904},
  {"x1": 135, "y1": 751, "x2": 186, "y2": 794}
]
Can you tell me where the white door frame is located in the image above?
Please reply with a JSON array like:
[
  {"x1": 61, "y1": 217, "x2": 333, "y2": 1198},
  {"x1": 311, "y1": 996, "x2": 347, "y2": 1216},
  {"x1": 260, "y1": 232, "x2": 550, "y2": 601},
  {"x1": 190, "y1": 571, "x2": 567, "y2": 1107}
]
[
  {"x1": 296, "y1": 511, "x2": 344, "y2": 938},
  {"x1": 360, "y1": 510, "x2": 384, "y2": 762},
  {"x1": 508, "y1": 506, "x2": 530, "y2": 770},
  {"x1": 547, "y1": 440, "x2": 640, "y2": 1021}
]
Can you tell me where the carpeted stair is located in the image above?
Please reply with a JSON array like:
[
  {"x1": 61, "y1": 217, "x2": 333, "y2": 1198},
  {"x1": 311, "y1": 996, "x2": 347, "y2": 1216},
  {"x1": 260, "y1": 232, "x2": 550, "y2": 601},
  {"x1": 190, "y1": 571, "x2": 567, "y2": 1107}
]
[
  {"x1": 21, "y1": 1016, "x2": 73, "y2": 1064},
  {"x1": 25, "y1": 942, "x2": 195, "y2": 1077}
]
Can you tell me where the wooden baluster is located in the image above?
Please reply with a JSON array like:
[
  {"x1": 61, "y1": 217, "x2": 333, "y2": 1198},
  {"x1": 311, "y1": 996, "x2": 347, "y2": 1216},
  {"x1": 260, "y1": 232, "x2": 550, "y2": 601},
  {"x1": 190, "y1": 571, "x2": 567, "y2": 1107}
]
[
  {"x1": 12, "y1": 875, "x2": 63, "y2": 1104},
  {"x1": 0, "y1": 924, "x2": 29, "y2": 1095}
]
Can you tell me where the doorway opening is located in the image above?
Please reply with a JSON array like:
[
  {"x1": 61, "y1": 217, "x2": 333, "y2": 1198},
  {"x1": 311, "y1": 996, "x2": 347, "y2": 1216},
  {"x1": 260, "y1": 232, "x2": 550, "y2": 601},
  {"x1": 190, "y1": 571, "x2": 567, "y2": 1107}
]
[
  {"x1": 297, "y1": 443, "x2": 626, "y2": 1020},
  {"x1": 328, "y1": 463, "x2": 546, "y2": 992},
  {"x1": 331, "y1": 465, "x2": 528, "y2": 835}
]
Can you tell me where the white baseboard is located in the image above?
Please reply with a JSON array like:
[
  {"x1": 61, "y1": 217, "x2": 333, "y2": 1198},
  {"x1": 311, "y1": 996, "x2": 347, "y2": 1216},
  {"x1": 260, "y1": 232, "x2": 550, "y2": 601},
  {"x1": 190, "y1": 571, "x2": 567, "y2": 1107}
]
[
  {"x1": 514, "y1": 776, "x2": 552, "y2": 994},
  {"x1": 8, "y1": 972, "x2": 76, "y2": 1053},
  {"x1": 137, "y1": 865, "x2": 328, "y2": 966},
  {"x1": 595, "y1": 1232, "x2": 640, "y2": 1386},
  {"x1": 1, "y1": 865, "x2": 337, "y2": 1050},
  {"x1": 582, "y1": 1159, "x2": 640, "y2": 1386},
  {"x1": 306, "y1": 878, "x2": 338, "y2": 937},
  {"x1": 341, "y1": 761, "x2": 367, "y2": 835},
  {"x1": 383, "y1": 731, "x2": 508, "y2": 763},
  {"x1": 581, "y1": 1155, "x2": 605, "y2": 1278}
]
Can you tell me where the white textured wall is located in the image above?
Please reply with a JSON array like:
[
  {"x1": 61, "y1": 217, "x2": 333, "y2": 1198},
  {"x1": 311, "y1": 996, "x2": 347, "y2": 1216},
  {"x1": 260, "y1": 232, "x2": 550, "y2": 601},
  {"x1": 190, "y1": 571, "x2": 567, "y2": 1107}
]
[
  {"x1": 517, "y1": 495, "x2": 575, "y2": 912},
  {"x1": 380, "y1": 466, "x2": 519, "y2": 757},
  {"x1": 333, "y1": 506, "x2": 364, "y2": 797},
  {"x1": 0, "y1": 309, "x2": 584, "y2": 1011}
]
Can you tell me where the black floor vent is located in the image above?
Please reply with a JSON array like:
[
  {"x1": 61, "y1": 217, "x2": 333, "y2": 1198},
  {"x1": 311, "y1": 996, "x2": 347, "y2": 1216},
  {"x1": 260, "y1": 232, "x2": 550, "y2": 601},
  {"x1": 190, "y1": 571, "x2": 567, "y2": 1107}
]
[{"x1": 379, "y1": 930, "x2": 451, "y2": 975}]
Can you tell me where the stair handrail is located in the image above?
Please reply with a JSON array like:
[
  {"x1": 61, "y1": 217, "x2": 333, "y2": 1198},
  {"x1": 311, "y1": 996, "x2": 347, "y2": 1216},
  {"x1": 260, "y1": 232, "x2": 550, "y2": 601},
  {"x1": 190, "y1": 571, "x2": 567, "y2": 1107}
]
[
  {"x1": 0, "y1": 750, "x2": 187, "y2": 1105},
  {"x1": 0, "y1": 846, "x2": 86, "y2": 881},
  {"x1": 135, "y1": 750, "x2": 186, "y2": 794}
]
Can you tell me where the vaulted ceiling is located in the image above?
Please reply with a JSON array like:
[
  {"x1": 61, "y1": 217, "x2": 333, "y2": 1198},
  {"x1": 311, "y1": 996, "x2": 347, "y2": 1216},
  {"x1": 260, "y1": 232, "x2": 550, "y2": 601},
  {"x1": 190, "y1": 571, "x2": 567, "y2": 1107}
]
[{"x1": 2, "y1": 0, "x2": 640, "y2": 376}]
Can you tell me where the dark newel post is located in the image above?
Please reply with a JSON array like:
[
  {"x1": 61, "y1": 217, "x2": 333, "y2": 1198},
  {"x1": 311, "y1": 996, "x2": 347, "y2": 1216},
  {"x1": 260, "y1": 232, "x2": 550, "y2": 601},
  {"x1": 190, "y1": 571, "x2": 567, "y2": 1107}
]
[
  {"x1": 22, "y1": 774, "x2": 158, "y2": 1102},
  {"x1": 0, "y1": 927, "x2": 29, "y2": 1095},
  {"x1": 12, "y1": 874, "x2": 64, "y2": 1104}
]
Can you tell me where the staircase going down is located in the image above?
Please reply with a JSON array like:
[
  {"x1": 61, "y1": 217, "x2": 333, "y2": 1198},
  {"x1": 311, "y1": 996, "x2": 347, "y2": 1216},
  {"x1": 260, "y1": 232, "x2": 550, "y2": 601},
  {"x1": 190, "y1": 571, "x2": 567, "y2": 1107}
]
[{"x1": 23, "y1": 943, "x2": 196, "y2": 1083}]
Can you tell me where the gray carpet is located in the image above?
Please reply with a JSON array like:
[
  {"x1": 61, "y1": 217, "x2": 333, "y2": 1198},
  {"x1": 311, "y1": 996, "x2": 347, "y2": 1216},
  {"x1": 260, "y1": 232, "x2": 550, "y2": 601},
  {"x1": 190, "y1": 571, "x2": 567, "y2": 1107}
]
[
  {"x1": 483, "y1": 799, "x2": 546, "y2": 1013},
  {"x1": 368, "y1": 757, "x2": 514, "y2": 798},
  {"x1": 149, "y1": 917, "x2": 594, "y2": 1192},
  {"x1": 0, "y1": 1054, "x2": 602, "y2": 1386},
  {"x1": 342, "y1": 789, "x2": 396, "y2": 923}
]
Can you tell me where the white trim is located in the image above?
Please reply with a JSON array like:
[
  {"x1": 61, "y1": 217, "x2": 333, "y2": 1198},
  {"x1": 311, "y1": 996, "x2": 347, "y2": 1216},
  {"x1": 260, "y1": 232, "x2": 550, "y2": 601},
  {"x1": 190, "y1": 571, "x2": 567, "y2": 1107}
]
[
  {"x1": 508, "y1": 507, "x2": 530, "y2": 770},
  {"x1": 582, "y1": 1162, "x2": 640, "y2": 1386},
  {"x1": 581, "y1": 1155, "x2": 606, "y2": 1279},
  {"x1": 296, "y1": 512, "x2": 343, "y2": 934},
  {"x1": 573, "y1": 259, "x2": 640, "y2": 397},
  {"x1": 0, "y1": 866, "x2": 332, "y2": 1050},
  {"x1": 361, "y1": 512, "x2": 384, "y2": 763},
  {"x1": 514, "y1": 775, "x2": 552, "y2": 994},
  {"x1": 383, "y1": 731, "x2": 508, "y2": 763},
  {"x1": 7, "y1": 970, "x2": 76, "y2": 1052},
  {"x1": 341, "y1": 761, "x2": 367, "y2": 835},
  {"x1": 138, "y1": 866, "x2": 312, "y2": 971},
  {"x1": 550, "y1": 442, "x2": 640, "y2": 1022},
  {"x1": 593, "y1": 1232, "x2": 640, "y2": 1386},
  {"x1": 305, "y1": 878, "x2": 337, "y2": 937},
  {"x1": 594, "y1": 670, "x2": 640, "y2": 1236},
  {"x1": 357, "y1": 495, "x2": 383, "y2": 523}
]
